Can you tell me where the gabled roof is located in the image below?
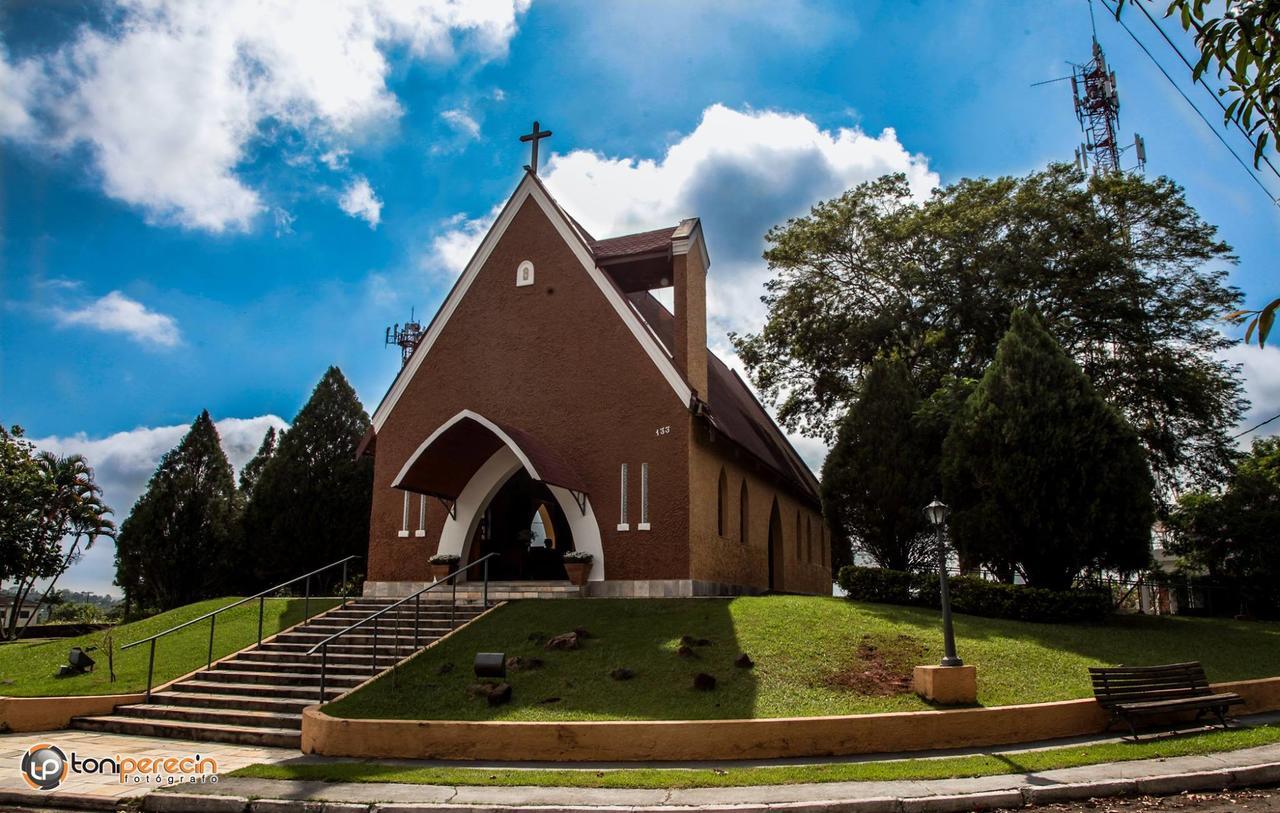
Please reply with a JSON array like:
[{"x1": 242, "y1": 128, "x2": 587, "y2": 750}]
[{"x1": 368, "y1": 171, "x2": 693, "y2": 433}]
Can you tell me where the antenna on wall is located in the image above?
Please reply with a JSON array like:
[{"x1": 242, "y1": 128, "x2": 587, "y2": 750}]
[{"x1": 385, "y1": 308, "x2": 423, "y2": 366}]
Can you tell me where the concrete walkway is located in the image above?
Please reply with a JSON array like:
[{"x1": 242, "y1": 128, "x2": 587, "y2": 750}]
[
  {"x1": 136, "y1": 743, "x2": 1280, "y2": 812},
  {"x1": 2, "y1": 719, "x2": 1278, "y2": 812}
]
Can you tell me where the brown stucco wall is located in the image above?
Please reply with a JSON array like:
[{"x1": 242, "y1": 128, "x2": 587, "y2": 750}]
[
  {"x1": 687, "y1": 422, "x2": 830, "y2": 595},
  {"x1": 368, "y1": 195, "x2": 693, "y2": 585}
]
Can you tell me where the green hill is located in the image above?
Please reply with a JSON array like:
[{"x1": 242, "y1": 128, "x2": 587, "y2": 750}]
[
  {"x1": 325, "y1": 595, "x2": 1280, "y2": 722},
  {"x1": 0, "y1": 596, "x2": 337, "y2": 697}
]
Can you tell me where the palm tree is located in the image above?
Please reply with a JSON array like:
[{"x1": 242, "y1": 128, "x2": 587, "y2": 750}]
[{"x1": 8, "y1": 453, "x2": 115, "y2": 639}]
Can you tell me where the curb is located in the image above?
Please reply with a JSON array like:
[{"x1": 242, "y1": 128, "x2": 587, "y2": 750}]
[
  {"x1": 0, "y1": 788, "x2": 129, "y2": 811},
  {"x1": 133, "y1": 762, "x2": 1280, "y2": 813}
]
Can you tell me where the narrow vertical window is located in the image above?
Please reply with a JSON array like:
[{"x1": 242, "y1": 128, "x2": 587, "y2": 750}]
[
  {"x1": 617, "y1": 463, "x2": 630, "y2": 531},
  {"x1": 807, "y1": 515, "x2": 814, "y2": 562},
  {"x1": 638, "y1": 463, "x2": 650, "y2": 530},
  {"x1": 416, "y1": 495, "x2": 427, "y2": 537},
  {"x1": 398, "y1": 492, "x2": 410, "y2": 537},
  {"x1": 796, "y1": 511, "x2": 803, "y2": 558},
  {"x1": 717, "y1": 468, "x2": 728, "y2": 536},
  {"x1": 739, "y1": 481, "x2": 749, "y2": 545}
]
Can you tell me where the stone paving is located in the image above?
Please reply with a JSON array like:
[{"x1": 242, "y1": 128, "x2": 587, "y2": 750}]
[{"x1": 0, "y1": 728, "x2": 296, "y2": 804}]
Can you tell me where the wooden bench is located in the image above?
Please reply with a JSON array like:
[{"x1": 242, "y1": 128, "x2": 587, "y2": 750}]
[{"x1": 1089, "y1": 662, "x2": 1243, "y2": 740}]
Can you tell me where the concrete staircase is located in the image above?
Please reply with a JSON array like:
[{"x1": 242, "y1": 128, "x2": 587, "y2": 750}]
[
  {"x1": 364, "y1": 579, "x2": 582, "y2": 601},
  {"x1": 70, "y1": 597, "x2": 488, "y2": 748}
]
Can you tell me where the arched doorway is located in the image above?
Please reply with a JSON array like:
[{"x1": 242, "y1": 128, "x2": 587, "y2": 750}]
[
  {"x1": 470, "y1": 467, "x2": 575, "y2": 580},
  {"x1": 392, "y1": 410, "x2": 605, "y2": 582},
  {"x1": 768, "y1": 499, "x2": 784, "y2": 591}
]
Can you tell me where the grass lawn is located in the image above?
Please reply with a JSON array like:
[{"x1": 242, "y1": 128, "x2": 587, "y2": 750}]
[
  {"x1": 324, "y1": 596, "x2": 1280, "y2": 722},
  {"x1": 0, "y1": 596, "x2": 339, "y2": 697},
  {"x1": 231, "y1": 721, "x2": 1280, "y2": 789}
]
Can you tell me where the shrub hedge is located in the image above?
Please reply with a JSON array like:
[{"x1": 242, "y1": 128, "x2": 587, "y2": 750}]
[{"x1": 836, "y1": 565, "x2": 1112, "y2": 623}]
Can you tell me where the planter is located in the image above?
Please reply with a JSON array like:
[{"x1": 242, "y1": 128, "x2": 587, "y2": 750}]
[
  {"x1": 431, "y1": 564, "x2": 455, "y2": 584},
  {"x1": 564, "y1": 560, "x2": 592, "y2": 586}
]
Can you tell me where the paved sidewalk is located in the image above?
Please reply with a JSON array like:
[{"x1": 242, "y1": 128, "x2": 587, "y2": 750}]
[
  {"x1": 128, "y1": 741, "x2": 1280, "y2": 813},
  {"x1": 0, "y1": 728, "x2": 296, "y2": 806}
]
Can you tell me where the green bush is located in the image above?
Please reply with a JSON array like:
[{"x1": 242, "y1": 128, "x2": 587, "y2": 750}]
[{"x1": 837, "y1": 565, "x2": 1111, "y2": 623}]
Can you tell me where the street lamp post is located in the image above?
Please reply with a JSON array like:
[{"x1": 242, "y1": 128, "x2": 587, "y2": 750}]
[{"x1": 924, "y1": 498, "x2": 963, "y2": 667}]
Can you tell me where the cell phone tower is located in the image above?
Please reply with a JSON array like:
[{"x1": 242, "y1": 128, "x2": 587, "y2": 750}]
[
  {"x1": 385, "y1": 309, "x2": 423, "y2": 365},
  {"x1": 1072, "y1": 38, "x2": 1124, "y2": 175}
]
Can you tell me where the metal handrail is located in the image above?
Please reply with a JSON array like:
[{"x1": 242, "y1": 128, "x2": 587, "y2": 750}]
[
  {"x1": 307, "y1": 552, "x2": 498, "y2": 701},
  {"x1": 122, "y1": 554, "x2": 361, "y2": 702}
]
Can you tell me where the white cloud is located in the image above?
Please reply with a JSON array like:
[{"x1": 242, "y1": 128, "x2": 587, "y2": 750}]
[
  {"x1": 0, "y1": 44, "x2": 39, "y2": 139},
  {"x1": 1223, "y1": 343, "x2": 1280, "y2": 443},
  {"x1": 440, "y1": 108, "x2": 481, "y2": 138},
  {"x1": 339, "y1": 176, "x2": 383, "y2": 228},
  {"x1": 31, "y1": 416, "x2": 288, "y2": 594},
  {"x1": 53, "y1": 290, "x2": 181, "y2": 347},
  {"x1": 4, "y1": 0, "x2": 531, "y2": 232}
]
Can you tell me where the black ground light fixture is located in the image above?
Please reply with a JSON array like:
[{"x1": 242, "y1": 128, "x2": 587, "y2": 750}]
[
  {"x1": 924, "y1": 498, "x2": 963, "y2": 667},
  {"x1": 474, "y1": 652, "x2": 506, "y2": 678}
]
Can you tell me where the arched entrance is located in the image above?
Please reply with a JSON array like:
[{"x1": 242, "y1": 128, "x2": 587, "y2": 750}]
[
  {"x1": 768, "y1": 499, "x2": 784, "y2": 591},
  {"x1": 471, "y1": 467, "x2": 575, "y2": 580},
  {"x1": 391, "y1": 410, "x2": 605, "y2": 582}
]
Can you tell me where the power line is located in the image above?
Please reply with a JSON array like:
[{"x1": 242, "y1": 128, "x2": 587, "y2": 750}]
[
  {"x1": 1127, "y1": 0, "x2": 1280, "y2": 184},
  {"x1": 1234, "y1": 411, "x2": 1280, "y2": 440},
  {"x1": 1097, "y1": 0, "x2": 1280, "y2": 205}
]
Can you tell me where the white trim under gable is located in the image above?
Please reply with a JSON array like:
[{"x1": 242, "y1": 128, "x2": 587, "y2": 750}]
[
  {"x1": 390, "y1": 409, "x2": 544, "y2": 490},
  {"x1": 370, "y1": 173, "x2": 693, "y2": 433}
]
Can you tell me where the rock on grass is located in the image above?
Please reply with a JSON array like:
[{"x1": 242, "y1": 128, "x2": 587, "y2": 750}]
[{"x1": 693, "y1": 672, "x2": 717, "y2": 691}]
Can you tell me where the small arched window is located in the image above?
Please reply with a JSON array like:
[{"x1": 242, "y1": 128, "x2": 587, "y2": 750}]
[
  {"x1": 739, "y1": 481, "x2": 749, "y2": 545},
  {"x1": 716, "y1": 468, "x2": 728, "y2": 537}
]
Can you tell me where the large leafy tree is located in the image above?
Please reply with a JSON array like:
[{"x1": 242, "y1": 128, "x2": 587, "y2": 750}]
[
  {"x1": 115, "y1": 411, "x2": 241, "y2": 611},
  {"x1": 1165, "y1": 437, "x2": 1280, "y2": 616},
  {"x1": 942, "y1": 311, "x2": 1156, "y2": 589},
  {"x1": 822, "y1": 357, "x2": 936, "y2": 574},
  {"x1": 734, "y1": 165, "x2": 1245, "y2": 492},
  {"x1": 241, "y1": 367, "x2": 373, "y2": 587}
]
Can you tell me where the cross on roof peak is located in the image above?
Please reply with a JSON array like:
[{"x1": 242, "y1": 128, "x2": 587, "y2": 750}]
[{"x1": 519, "y1": 120, "x2": 552, "y2": 175}]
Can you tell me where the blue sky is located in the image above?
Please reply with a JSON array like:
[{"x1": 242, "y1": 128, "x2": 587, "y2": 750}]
[{"x1": 3, "y1": 0, "x2": 1278, "y2": 595}]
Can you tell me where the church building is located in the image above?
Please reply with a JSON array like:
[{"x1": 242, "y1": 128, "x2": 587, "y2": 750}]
[{"x1": 360, "y1": 149, "x2": 830, "y2": 598}]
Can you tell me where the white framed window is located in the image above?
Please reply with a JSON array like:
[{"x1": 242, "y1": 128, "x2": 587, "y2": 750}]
[
  {"x1": 398, "y1": 492, "x2": 410, "y2": 537},
  {"x1": 617, "y1": 463, "x2": 630, "y2": 531},
  {"x1": 415, "y1": 495, "x2": 427, "y2": 537},
  {"x1": 516, "y1": 260, "x2": 535, "y2": 287},
  {"x1": 637, "y1": 463, "x2": 650, "y2": 530}
]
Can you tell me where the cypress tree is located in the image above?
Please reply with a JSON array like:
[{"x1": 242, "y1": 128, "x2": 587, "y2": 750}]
[
  {"x1": 114, "y1": 411, "x2": 242, "y2": 610},
  {"x1": 242, "y1": 367, "x2": 372, "y2": 586},
  {"x1": 822, "y1": 357, "x2": 935, "y2": 574},
  {"x1": 941, "y1": 310, "x2": 1155, "y2": 590},
  {"x1": 238, "y1": 426, "x2": 277, "y2": 499}
]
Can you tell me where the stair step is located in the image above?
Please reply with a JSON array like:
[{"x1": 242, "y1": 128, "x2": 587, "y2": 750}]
[
  {"x1": 116, "y1": 703, "x2": 302, "y2": 730},
  {"x1": 217, "y1": 658, "x2": 381, "y2": 675},
  {"x1": 197, "y1": 668, "x2": 364, "y2": 686},
  {"x1": 72, "y1": 715, "x2": 299, "y2": 748},
  {"x1": 170, "y1": 680, "x2": 343, "y2": 700},
  {"x1": 238, "y1": 649, "x2": 420, "y2": 665},
  {"x1": 149, "y1": 690, "x2": 312, "y2": 714}
]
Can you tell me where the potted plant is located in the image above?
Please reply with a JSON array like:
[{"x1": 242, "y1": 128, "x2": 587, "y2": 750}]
[
  {"x1": 562, "y1": 551, "x2": 594, "y2": 587},
  {"x1": 428, "y1": 553, "x2": 460, "y2": 584}
]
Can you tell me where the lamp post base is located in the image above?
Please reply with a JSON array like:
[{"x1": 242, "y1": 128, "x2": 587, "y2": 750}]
[
  {"x1": 940, "y1": 656, "x2": 965, "y2": 667},
  {"x1": 913, "y1": 664, "x2": 977, "y2": 705}
]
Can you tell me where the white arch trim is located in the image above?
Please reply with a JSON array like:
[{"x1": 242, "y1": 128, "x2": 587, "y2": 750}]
[
  {"x1": 390, "y1": 409, "x2": 545, "y2": 491},
  {"x1": 436, "y1": 446, "x2": 606, "y2": 581}
]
